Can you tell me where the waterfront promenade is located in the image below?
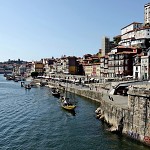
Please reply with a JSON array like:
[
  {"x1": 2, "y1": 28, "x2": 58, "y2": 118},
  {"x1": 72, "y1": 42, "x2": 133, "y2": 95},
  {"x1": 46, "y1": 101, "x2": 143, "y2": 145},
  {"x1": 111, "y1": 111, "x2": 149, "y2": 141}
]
[
  {"x1": 48, "y1": 79, "x2": 128, "y2": 108},
  {"x1": 27, "y1": 75, "x2": 150, "y2": 110},
  {"x1": 29, "y1": 75, "x2": 129, "y2": 109}
]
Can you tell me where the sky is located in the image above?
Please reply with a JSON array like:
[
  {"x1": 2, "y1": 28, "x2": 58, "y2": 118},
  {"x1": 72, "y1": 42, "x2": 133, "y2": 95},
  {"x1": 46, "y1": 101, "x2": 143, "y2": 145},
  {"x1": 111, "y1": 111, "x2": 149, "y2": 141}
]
[{"x1": 0, "y1": 0, "x2": 149, "y2": 62}]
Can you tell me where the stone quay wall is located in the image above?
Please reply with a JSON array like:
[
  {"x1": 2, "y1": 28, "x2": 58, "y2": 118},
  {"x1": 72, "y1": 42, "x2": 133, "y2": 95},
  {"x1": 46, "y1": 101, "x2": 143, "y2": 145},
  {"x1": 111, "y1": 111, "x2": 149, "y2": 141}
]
[
  {"x1": 70, "y1": 86, "x2": 150, "y2": 146},
  {"x1": 48, "y1": 81, "x2": 150, "y2": 147},
  {"x1": 127, "y1": 86, "x2": 150, "y2": 146},
  {"x1": 69, "y1": 87, "x2": 130, "y2": 134}
]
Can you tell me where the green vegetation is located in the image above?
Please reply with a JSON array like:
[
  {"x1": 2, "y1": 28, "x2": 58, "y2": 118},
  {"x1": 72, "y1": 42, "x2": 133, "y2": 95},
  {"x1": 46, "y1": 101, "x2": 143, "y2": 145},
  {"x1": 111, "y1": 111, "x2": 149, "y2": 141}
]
[
  {"x1": 113, "y1": 36, "x2": 121, "y2": 45},
  {"x1": 31, "y1": 72, "x2": 39, "y2": 78}
]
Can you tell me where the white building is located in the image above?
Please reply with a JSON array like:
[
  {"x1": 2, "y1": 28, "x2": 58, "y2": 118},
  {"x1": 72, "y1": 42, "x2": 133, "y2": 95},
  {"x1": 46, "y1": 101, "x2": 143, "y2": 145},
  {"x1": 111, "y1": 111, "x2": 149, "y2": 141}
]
[
  {"x1": 42, "y1": 59, "x2": 50, "y2": 76},
  {"x1": 83, "y1": 64, "x2": 93, "y2": 76},
  {"x1": 119, "y1": 22, "x2": 150, "y2": 47},
  {"x1": 141, "y1": 55, "x2": 150, "y2": 80},
  {"x1": 119, "y1": 3, "x2": 150, "y2": 48},
  {"x1": 121, "y1": 22, "x2": 143, "y2": 36},
  {"x1": 19, "y1": 65, "x2": 26, "y2": 75},
  {"x1": 60, "y1": 57, "x2": 69, "y2": 74},
  {"x1": 144, "y1": 3, "x2": 150, "y2": 24},
  {"x1": 133, "y1": 54, "x2": 142, "y2": 80},
  {"x1": 133, "y1": 65, "x2": 141, "y2": 79}
]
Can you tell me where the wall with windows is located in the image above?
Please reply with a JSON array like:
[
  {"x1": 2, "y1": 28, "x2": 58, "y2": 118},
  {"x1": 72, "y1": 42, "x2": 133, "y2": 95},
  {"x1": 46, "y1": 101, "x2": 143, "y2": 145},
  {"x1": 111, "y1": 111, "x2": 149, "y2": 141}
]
[
  {"x1": 141, "y1": 56, "x2": 150, "y2": 80},
  {"x1": 133, "y1": 65, "x2": 141, "y2": 79},
  {"x1": 121, "y1": 23, "x2": 142, "y2": 36},
  {"x1": 135, "y1": 29, "x2": 150, "y2": 39},
  {"x1": 144, "y1": 3, "x2": 150, "y2": 24},
  {"x1": 84, "y1": 65, "x2": 93, "y2": 76}
]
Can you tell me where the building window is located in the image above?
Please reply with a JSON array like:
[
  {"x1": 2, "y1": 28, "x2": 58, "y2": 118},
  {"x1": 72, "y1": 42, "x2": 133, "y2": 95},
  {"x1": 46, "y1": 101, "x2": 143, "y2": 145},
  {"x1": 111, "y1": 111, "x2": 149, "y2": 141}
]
[{"x1": 136, "y1": 67, "x2": 138, "y2": 71}]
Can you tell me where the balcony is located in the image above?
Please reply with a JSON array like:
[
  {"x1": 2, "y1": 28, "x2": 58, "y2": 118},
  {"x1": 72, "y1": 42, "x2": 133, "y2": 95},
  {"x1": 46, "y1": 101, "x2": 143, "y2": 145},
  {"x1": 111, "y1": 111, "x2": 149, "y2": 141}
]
[{"x1": 108, "y1": 70, "x2": 115, "y2": 73}]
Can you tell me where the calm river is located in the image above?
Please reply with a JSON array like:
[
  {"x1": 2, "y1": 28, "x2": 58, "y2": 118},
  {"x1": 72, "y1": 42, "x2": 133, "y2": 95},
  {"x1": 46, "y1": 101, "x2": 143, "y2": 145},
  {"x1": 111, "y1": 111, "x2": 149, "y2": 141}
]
[{"x1": 0, "y1": 75, "x2": 149, "y2": 150}]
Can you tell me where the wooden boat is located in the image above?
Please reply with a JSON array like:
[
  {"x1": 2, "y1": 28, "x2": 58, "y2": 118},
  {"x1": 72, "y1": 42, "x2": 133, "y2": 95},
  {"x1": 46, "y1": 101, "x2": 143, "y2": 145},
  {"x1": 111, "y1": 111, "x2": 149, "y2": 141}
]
[
  {"x1": 14, "y1": 79, "x2": 19, "y2": 82},
  {"x1": 25, "y1": 84, "x2": 31, "y2": 89},
  {"x1": 60, "y1": 96, "x2": 76, "y2": 110},
  {"x1": 60, "y1": 80, "x2": 76, "y2": 111},
  {"x1": 29, "y1": 81, "x2": 40, "y2": 88},
  {"x1": 51, "y1": 87, "x2": 60, "y2": 98}
]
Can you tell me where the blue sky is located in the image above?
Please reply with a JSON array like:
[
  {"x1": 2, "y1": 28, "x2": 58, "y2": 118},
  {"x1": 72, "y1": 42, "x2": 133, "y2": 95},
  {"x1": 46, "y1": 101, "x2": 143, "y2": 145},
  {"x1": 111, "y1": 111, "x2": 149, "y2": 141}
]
[{"x1": 0, "y1": 0, "x2": 149, "y2": 62}]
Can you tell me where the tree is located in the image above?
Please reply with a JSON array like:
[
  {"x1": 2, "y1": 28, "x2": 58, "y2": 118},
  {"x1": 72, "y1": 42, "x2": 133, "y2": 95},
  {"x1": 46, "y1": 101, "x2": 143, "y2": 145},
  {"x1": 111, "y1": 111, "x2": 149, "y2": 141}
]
[
  {"x1": 113, "y1": 35, "x2": 121, "y2": 45},
  {"x1": 31, "y1": 72, "x2": 39, "y2": 78}
]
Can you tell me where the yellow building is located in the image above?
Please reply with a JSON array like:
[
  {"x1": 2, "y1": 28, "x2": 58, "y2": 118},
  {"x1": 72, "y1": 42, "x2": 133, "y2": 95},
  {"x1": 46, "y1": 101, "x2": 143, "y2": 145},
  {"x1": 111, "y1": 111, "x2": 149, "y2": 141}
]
[
  {"x1": 69, "y1": 66, "x2": 77, "y2": 75},
  {"x1": 34, "y1": 62, "x2": 44, "y2": 75}
]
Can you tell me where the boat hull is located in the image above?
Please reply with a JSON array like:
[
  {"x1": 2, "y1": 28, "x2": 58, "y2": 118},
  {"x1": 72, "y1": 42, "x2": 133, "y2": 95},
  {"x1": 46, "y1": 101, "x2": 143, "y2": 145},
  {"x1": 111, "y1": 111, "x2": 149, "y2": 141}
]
[
  {"x1": 60, "y1": 97, "x2": 76, "y2": 110},
  {"x1": 52, "y1": 92, "x2": 60, "y2": 98},
  {"x1": 61, "y1": 104, "x2": 76, "y2": 110}
]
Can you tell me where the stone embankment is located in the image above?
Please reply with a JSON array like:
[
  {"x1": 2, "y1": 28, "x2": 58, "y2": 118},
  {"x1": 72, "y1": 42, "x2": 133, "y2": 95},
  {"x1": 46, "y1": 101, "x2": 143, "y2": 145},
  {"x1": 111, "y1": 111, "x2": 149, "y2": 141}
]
[
  {"x1": 48, "y1": 81, "x2": 128, "y2": 129},
  {"x1": 46, "y1": 80, "x2": 150, "y2": 147}
]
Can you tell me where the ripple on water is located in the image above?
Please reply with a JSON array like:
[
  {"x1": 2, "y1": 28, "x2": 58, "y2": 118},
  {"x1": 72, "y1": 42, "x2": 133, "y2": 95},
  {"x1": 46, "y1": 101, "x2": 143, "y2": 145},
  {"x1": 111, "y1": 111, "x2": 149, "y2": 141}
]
[{"x1": 0, "y1": 76, "x2": 149, "y2": 150}]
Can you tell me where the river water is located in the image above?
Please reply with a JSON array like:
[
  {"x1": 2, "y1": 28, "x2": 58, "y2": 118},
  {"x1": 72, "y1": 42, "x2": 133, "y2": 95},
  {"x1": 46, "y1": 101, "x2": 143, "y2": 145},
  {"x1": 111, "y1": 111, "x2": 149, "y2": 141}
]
[{"x1": 0, "y1": 75, "x2": 149, "y2": 150}]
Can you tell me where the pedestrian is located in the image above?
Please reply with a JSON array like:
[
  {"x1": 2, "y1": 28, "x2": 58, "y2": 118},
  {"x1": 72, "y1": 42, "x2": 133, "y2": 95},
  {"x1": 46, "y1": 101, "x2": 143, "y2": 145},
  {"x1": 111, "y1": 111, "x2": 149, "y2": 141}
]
[{"x1": 102, "y1": 92, "x2": 103, "y2": 97}]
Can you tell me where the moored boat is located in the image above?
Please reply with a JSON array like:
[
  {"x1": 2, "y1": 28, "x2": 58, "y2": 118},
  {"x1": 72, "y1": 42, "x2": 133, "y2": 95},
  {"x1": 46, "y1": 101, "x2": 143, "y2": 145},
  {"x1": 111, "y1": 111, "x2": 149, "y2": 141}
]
[
  {"x1": 25, "y1": 84, "x2": 31, "y2": 89},
  {"x1": 60, "y1": 96, "x2": 76, "y2": 110},
  {"x1": 51, "y1": 87, "x2": 60, "y2": 98}
]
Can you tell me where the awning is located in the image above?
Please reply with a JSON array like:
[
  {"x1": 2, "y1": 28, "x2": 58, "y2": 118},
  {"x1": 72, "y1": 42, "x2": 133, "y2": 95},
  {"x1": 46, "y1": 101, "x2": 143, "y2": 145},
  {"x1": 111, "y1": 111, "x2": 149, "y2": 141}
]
[
  {"x1": 75, "y1": 80, "x2": 79, "y2": 83},
  {"x1": 90, "y1": 78, "x2": 94, "y2": 80}
]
